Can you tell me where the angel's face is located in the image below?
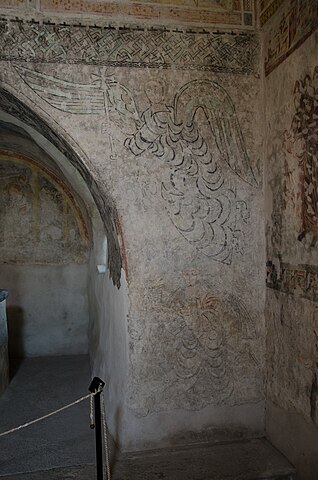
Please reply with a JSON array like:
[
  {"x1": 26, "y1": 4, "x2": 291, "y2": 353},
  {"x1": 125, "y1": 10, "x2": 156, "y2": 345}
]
[{"x1": 144, "y1": 80, "x2": 165, "y2": 106}]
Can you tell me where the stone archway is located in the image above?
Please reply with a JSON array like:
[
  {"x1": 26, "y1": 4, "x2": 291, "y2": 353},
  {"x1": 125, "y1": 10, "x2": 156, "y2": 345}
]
[
  {"x1": 0, "y1": 87, "x2": 122, "y2": 287},
  {"x1": 0, "y1": 88, "x2": 129, "y2": 458},
  {"x1": 0, "y1": 149, "x2": 92, "y2": 357}
]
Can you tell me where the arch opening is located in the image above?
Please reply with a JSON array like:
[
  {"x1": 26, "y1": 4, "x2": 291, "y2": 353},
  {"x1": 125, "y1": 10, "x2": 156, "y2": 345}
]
[{"x1": 0, "y1": 90, "x2": 129, "y2": 471}]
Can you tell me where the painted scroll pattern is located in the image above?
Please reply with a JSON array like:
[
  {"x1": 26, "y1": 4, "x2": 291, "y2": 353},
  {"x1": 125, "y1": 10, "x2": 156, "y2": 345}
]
[
  {"x1": 267, "y1": 261, "x2": 318, "y2": 302},
  {"x1": 0, "y1": 152, "x2": 89, "y2": 264},
  {"x1": 0, "y1": 21, "x2": 259, "y2": 74},
  {"x1": 15, "y1": 66, "x2": 257, "y2": 265}
]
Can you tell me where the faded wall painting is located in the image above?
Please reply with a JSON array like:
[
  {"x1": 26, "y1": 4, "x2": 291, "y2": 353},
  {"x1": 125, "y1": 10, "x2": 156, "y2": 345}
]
[
  {"x1": 265, "y1": 32, "x2": 318, "y2": 438},
  {"x1": 0, "y1": 20, "x2": 259, "y2": 74},
  {"x1": 267, "y1": 261, "x2": 318, "y2": 302},
  {"x1": 126, "y1": 78, "x2": 257, "y2": 264},
  {"x1": 0, "y1": 15, "x2": 263, "y2": 432},
  {"x1": 0, "y1": 152, "x2": 89, "y2": 264},
  {"x1": 128, "y1": 279, "x2": 263, "y2": 416},
  {"x1": 266, "y1": 66, "x2": 318, "y2": 264},
  {"x1": 311, "y1": 306, "x2": 318, "y2": 424},
  {"x1": 285, "y1": 67, "x2": 318, "y2": 245},
  {"x1": 16, "y1": 66, "x2": 258, "y2": 265},
  {"x1": 264, "y1": 0, "x2": 318, "y2": 76},
  {"x1": 4, "y1": 0, "x2": 256, "y2": 28},
  {"x1": 259, "y1": 0, "x2": 285, "y2": 27}
]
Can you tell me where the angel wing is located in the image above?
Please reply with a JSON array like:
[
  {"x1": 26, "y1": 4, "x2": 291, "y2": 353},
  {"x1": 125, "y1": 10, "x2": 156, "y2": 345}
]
[
  {"x1": 15, "y1": 65, "x2": 105, "y2": 114},
  {"x1": 14, "y1": 65, "x2": 141, "y2": 128},
  {"x1": 125, "y1": 79, "x2": 255, "y2": 264},
  {"x1": 174, "y1": 79, "x2": 257, "y2": 187},
  {"x1": 160, "y1": 124, "x2": 237, "y2": 264}
]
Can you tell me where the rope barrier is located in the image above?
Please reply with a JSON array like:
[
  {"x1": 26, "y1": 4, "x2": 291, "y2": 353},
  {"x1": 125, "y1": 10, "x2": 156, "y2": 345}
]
[
  {"x1": 0, "y1": 378, "x2": 111, "y2": 480},
  {"x1": 101, "y1": 392, "x2": 111, "y2": 480},
  {"x1": 0, "y1": 391, "x2": 96, "y2": 438}
]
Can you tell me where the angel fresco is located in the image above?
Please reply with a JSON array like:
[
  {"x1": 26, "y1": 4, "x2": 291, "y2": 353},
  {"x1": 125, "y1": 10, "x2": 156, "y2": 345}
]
[{"x1": 15, "y1": 66, "x2": 258, "y2": 265}]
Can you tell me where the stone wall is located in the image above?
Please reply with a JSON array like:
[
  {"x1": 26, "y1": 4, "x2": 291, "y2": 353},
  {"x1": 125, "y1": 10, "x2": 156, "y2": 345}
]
[
  {"x1": 0, "y1": 18, "x2": 264, "y2": 450},
  {"x1": 0, "y1": 290, "x2": 9, "y2": 397},
  {"x1": 264, "y1": 2, "x2": 318, "y2": 477}
]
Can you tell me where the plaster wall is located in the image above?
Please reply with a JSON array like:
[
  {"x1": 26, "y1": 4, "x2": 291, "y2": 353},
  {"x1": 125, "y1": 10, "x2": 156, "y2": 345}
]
[
  {"x1": 0, "y1": 264, "x2": 89, "y2": 357},
  {"x1": 264, "y1": 17, "x2": 318, "y2": 479},
  {"x1": 0, "y1": 291, "x2": 9, "y2": 396},
  {"x1": 87, "y1": 210, "x2": 129, "y2": 448},
  {"x1": 0, "y1": 21, "x2": 265, "y2": 451}
]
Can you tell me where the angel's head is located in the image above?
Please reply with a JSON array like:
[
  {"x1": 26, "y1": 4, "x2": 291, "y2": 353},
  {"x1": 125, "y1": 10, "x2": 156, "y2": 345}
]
[{"x1": 144, "y1": 79, "x2": 165, "y2": 106}]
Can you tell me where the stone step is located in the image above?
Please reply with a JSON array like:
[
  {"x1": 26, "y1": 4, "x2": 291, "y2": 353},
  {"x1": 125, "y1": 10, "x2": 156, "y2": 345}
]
[
  {"x1": 114, "y1": 438, "x2": 296, "y2": 480},
  {"x1": 0, "y1": 438, "x2": 295, "y2": 480}
]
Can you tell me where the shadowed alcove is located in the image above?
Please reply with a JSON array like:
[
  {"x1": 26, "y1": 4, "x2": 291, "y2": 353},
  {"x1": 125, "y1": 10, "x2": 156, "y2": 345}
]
[{"x1": 0, "y1": 89, "x2": 129, "y2": 473}]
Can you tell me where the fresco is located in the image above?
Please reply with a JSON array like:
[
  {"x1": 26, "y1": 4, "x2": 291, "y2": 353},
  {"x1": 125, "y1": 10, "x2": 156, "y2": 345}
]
[
  {"x1": 311, "y1": 307, "x2": 318, "y2": 424},
  {"x1": 264, "y1": 0, "x2": 318, "y2": 76},
  {"x1": 267, "y1": 260, "x2": 318, "y2": 302},
  {"x1": 128, "y1": 279, "x2": 263, "y2": 415},
  {"x1": 0, "y1": 0, "x2": 264, "y2": 449},
  {"x1": 0, "y1": 0, "x2": 24, "y2": 7},
  {"x1": 266, "y1": 66, "x2": 318, "y2": 262},
  {"x1": 39, "y1": 0, "x2": 255, "y2": 28},
  {"x1": 265, "y1": 34, "x2": 318, "y2": 468},
  {"x1": 0, "y1": 152, "x2": 89, "y2": 264},
  {"x1": 16, "y1": 66, "x2": 258, "y2": 265},
  {"x1": 0, "y1": 20, "x2": 259, "y2": 74},
  {"x1": 285, "y1": 67, "x2": 318, "y2": 244},
  {"x1": 259, "y1": 0, "x2": 285, "y2": 27}
]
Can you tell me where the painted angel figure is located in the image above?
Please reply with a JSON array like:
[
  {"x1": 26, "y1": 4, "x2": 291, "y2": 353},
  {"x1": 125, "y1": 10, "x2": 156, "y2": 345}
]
[
  {"x1": 16, "y1": 66, "x2": 258, "y2": 264},
  {"x1": 125, "y1": 78, "x2": 257, "y2": 264}
]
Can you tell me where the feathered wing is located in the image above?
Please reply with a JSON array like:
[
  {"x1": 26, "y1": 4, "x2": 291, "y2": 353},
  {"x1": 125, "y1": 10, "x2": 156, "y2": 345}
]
[
  {"x1": 124, "y1": 96, "x2": 240, "y2": 263},
  {"x1": 14, "y1": 66, "x2": 142, "y2": 129},
  {"x1": 160, "y1": 121, "x2": 237, "y2": 264},
  {"x1": 174, "y1": 79, "x2": 258, "y2": 187},
  {"x1": 15, "y1": 65, "x2": 105, "y2": 115}
]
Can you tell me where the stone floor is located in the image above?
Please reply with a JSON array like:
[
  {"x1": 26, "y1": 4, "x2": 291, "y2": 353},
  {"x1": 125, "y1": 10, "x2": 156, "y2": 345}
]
[
  {"x1": 0, "y1": 438, "x2": 296, "y2": 480},
  {"x1": 0, "y1": 356, "x2": 296, "y2": 480},
  {"x1": 0, "y1": 355, "x2": 95, "y2": 475}
]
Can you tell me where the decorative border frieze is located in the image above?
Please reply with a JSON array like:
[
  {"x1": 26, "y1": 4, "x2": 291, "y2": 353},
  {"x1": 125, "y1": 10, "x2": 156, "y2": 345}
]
[
  {"x1": 0, "y1": 19, "x2": 259, "y2": 74},
  {"x1": 259, "y1": 0, "x2": 284, "y2": 27},
  {"x1": 267, "y1": 260, "x2": 318, "y2": 302}
]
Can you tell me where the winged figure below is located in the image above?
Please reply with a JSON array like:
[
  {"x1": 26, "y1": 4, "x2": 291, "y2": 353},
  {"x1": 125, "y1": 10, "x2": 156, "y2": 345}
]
[{"x1": 15, "y1": 66, "x2": 258, "y2": 265}]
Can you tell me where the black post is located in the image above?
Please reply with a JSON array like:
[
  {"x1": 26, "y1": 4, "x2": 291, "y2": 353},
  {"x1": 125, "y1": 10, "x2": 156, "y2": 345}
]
[{"x1": 89, "y1": 377, "x2": 106, "y2": 480}]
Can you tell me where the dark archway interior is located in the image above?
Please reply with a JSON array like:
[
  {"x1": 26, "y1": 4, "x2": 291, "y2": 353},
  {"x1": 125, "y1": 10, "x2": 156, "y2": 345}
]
[
  {"x1": 0, "y1": 88, "x2": 122, "y2": 287},
  {"x1": 0, "y1": 96, "x2": 128, "y2": 473}
]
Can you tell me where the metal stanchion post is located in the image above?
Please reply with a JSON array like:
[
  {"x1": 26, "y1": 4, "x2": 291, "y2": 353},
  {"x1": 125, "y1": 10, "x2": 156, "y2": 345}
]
[{"x1": 89, "y1": 377, "x2": 106, "y2": 480}]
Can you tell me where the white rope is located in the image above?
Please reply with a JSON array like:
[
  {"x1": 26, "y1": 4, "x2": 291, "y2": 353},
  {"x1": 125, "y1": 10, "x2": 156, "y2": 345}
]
[
  {"x1": 89, "y1": 393, "x2": 95, "y2": 429},
  {"x1": 101, "y1": 391, "x2": 111, "y2": 480},
  {"x1": 0, "y1": 392, "x2": 96, "y2": 438}
]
